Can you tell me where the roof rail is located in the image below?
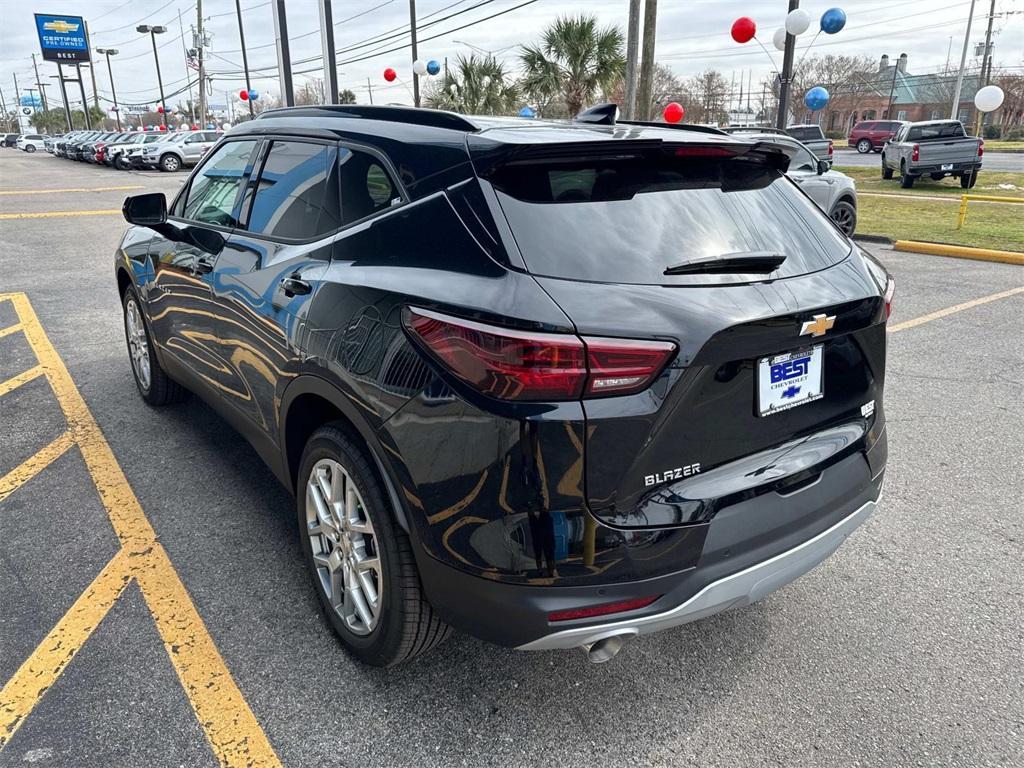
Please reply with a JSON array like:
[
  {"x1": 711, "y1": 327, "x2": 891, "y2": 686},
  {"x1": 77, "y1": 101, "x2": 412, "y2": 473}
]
[
  {"x1": 254, "y1": 104, "x2": 478, "y2": 132},
  {"x1": 618, "y1": 119, "x2": 729, "y2": 136}
]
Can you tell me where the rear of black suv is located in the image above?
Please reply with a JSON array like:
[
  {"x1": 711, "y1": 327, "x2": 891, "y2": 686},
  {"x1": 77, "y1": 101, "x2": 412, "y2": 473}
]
[{"x1": 373, "y1": 125, "x2": 891, "y2": 659}]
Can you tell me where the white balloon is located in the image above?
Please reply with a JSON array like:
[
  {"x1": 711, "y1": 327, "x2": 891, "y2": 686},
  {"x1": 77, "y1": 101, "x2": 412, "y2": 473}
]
[
  {"x1": 974, "y1": 84, "x2": 1005, "y2": 113},
  {"x1": 412, "y1": 59, "x2": 427, "y2": 76},
  {"x1": 785, "y1": 9, "x2": 811, "y2": 36},
  {"x1": 773, "y1": 27, "x2": 787, "y2": 51},
  {"x1": 222, "y1": 122, "x2": 232, "y2": 131}
]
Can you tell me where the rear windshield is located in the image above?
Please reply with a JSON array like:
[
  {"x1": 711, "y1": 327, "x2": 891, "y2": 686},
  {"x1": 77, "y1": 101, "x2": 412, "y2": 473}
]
[
  {"x1": 487, "y1": 153, "x2": 850, "y2": 284},
  {"x1": 907, "y1": 122, "x2": 965, "y2": 140},
  {"x1": 787, "y1": 127, "x2": 823, "y2": 141}
]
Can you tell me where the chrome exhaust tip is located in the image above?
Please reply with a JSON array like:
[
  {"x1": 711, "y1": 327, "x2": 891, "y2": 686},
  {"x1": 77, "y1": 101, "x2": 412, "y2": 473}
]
[{"x1": 582, "y1": 631, "x2": 636, "y2": 663}]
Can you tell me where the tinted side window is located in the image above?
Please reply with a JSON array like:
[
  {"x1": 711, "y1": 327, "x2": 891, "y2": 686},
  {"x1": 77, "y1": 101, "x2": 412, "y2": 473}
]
[
  {"x1": 247, "y1": 140, "x2": 338, "y2": 239},
  {"x1": 339, "y1": 149, "x2": 397, "y2": 225},
  {"x1": 181, "y1": 140, "x2": 257, "y2": 227}
]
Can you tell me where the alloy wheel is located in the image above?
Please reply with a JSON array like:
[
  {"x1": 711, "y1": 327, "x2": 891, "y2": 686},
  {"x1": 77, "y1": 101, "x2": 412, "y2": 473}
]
[
  {"x1": 856, "y1": 139, "x2": 871, "y2": 153},
  {"x1": 830, "y1": 205, "x2": 855, "y2": 236},
  {"x1": 305, "y1": 458, "x2": 383, "y2": 636},
  {"x1": 125, "y1": 298, "x2": 151, "y2": 391}
]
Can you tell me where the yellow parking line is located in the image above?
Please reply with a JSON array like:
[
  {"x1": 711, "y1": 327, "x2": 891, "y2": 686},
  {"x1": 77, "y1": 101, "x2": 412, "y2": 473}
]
[
  {"x1": 0, "y1": 293, "x2": 281, "y2": 766},
  {"x1": 0, "y1": 324, "x2": 21, "y2": 339},
  {"x1": 0, "y1": 431, "x2": 75, "y2": 504},
  {"x1": 0, "y1": 186, "x2": 144, "y2": 196},
  {"x1": 0, "y1": 551, "x2": 133, "y2": 746},
  {"x1": 889, "y1": 286, "x2": 1024, "y2": 333},
  {"x1": 0, "y1": 210, "x2": 122, "y2": 220},
  {"x1": 0, "y1": 365, "x2": 43, "y2": 397}
]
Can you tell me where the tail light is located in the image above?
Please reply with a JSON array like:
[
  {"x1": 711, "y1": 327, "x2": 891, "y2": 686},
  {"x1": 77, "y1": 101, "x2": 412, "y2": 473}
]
[
  {"x1": 403, "y1": 307, "x2": 676, "y2": 401},
  {"x1": 884, "y1": 276, "x2": 895, "y2": 320},
  {"x1": 828, "y1": 139, "x2": 834, "y2": 158},
  {"x1": 673, "y1": 146, "x2": 738, "y2": 158},
  {"x1": 911, "y1": 144, "x2": 919, "y2": 162},
  {"x1": 549, "y1": 595, "x2": 660, "y2": 622},
  {"x1": 978, "y1": 139, "x2": 984, "y2": 157}
]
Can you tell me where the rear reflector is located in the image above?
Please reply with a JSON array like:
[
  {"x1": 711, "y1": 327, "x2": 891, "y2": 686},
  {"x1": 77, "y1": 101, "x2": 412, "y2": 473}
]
[
  {"x1": 549, "y1": 595, "x2": 661, "y2": 622},
  {"x1": 403, "y1": 308, "x2": 676, "y2": 401}
]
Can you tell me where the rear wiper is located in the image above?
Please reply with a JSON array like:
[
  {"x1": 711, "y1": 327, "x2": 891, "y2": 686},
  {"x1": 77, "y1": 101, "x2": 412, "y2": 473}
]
[{"x1": 663, "y1": 250, "x2": 787, "y2": 276}]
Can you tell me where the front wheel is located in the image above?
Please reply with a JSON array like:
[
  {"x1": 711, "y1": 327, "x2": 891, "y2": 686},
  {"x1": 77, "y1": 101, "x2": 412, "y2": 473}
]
[
  {"x1": 856, "y1": 139, "x2": 872, "y2": 154},
  {"x1": 25, "y1": 144, "x2": 36, "y2": 153},
  {"x1": 122, "y1": 286, "x2": 186, "y2": 405},
  {"x1": 159, "y1": 154, "x2": 180, "y2": 172},
  {"x1": 297, "y1": 425, "x2": 449, "y2": 667},
  {"x1": 829, "y1": 199, "x2": 857, "y2": 236},
  {"x1": 961, "y1": 171, "x2": 978, "y2": 189},
  {"x1": 115, "y1": 155, "x2": 131, "y2": 171}
]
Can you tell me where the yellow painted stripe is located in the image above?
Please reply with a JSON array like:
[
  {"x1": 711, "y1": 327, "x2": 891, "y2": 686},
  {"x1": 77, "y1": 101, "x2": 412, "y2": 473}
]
[
  {"x1": 894, "y1": 240, "x2": 1024, "y2": 266},
  {"x1": 0, "y1": 365, "x2": 43, "y2": 397},
  {"x1": 0, "y1": 324, "x2": 21, "y2": 339},
  {"x1": 0, "y1": 210, "x2": 122, "y2": 220},
  {"x1": 0, "y1": 551, "x2": 133, "y2": 747},
  {"x1": 0, "y1": 186, "x2": 143, "y2": 196},
  {"x1": 889, "y1": 286, "x2": 1024, "y2": 333},
  {"x1": 0, "y1": 431, "x2": 75, "y2": 504},
  {"x1": 2, "y1": 293, "x2": 281, "y2": 767}
]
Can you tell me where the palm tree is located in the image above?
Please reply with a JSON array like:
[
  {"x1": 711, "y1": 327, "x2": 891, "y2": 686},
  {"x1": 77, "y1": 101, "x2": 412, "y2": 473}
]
[
  {"x1": 424, "y1": 54, "x2": 519, "y2": 115},
  {"x1": 519, "y1": 14, "x2": 625, "y2": 119}
]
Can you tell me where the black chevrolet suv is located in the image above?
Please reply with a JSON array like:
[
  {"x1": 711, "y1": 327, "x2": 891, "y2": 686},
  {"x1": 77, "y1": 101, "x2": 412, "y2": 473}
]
[{"x1": 116, "y1": 104, "x2": 891, "y2": 666}]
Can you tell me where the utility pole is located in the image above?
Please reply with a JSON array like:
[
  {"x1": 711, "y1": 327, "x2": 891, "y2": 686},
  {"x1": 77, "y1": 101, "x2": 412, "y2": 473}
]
[
  {"x1": 636, "y1": 0, "x2": 657, "y2": 120},
  {"x1": 87, "y1": 64, "x2": 100, "y2": 109},
  {"x1": 13, "y1": 72, "x2": 21, "y2": 108},
  {"x1": 319, "y1": 0, "x2": 339, "y2": 104},
  {"x1": 623, "y1": 0, "x2": 641, "y2": 119},
  {"x1": 32, "y1": 54, "x2": 48, "y2": 110},
  {"x1": 975, "y1": 0, "x2": 996, "y2": 134},
  {"x1": 950, "y1": 0, "x2": 977, "y2": 119},
  {"x1": 272, "y1": 0, "x2": 295, "y2": 106},
  {"x1": 0, "y1": 87, "x2": 8, "y2": 132},
  {"x1": 234, "y1": 0, "x2": 255, "y2": 117},
  {"x1": 177, "y1": 9, "x2": 197, "y2": 122},
  {"x1": 409, "y1": 0, "x2": 420, "y2": 107},
  {"x1": 197, "y1": 0, "x2": 206, "y2": 125},
  {"x1": 367, "y1": 77, "x2": 374, "y2": 105},
  {"x1": 776, "y1": 0, "x2": 800, "y2": 129}
]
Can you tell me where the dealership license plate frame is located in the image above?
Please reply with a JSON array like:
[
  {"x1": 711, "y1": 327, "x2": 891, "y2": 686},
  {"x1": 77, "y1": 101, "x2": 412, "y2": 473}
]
[{"x1": 757, "y1": 345, "x2": 824, "y2": 416}]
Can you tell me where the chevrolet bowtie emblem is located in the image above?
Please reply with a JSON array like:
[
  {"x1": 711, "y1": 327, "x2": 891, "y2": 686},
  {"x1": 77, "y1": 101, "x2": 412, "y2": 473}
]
[
  {"x1": 44, "y1": 20, "x2": 80, "y2": 34},
  {"x1": 800, "y1": 313, "x2": 835, "y2": 337}
]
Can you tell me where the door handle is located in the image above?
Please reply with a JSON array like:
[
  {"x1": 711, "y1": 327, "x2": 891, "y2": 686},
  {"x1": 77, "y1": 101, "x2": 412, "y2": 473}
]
[{"x1": 280, "y1": 275, "x2": 312, "y2": 297}]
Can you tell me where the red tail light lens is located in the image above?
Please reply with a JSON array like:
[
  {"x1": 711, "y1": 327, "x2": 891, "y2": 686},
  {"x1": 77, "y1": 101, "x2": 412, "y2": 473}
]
[
  {"x1": 673, "y1": 146, "x2": 737, "y2": 158},
  {"x1": 978, "y1": 139, "x2": 984, "y2": 157},
  {"x1": 549, "y1": 595, "x2": 661, "y2": 622},
  {"x1": 884, "y1": 277, "x2": 895, "y2": 320},
  {"x1": 911, "y1": 143, "x2": 919, "y2": 162},
  {"x1": 828, "y1": 139, "x2": 834, "y2": 157},
  {"x1": 404, "y1": 308, "x2": 676, "y2": 401}
]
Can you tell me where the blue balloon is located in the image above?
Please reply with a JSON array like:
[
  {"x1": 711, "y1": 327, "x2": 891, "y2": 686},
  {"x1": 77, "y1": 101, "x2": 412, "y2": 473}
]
[
  {"x1": 206, "y1": 123, "x2": 215, "y2": 130},
  {"x1": 518, "y1": 106, "x2": 535, "y2": 118},
  {"x1": 805, "y1": 86, "x2": 830, "y2": 111},
  {"x1": 248, "y1": 89, "x2": 259, "y2": 101},
  {"x1": 820, "y1": 8, "x2": 846, "y2": 35},
  {"x1": 426, "y1": 59, "x2": 441, "y2": 76}
]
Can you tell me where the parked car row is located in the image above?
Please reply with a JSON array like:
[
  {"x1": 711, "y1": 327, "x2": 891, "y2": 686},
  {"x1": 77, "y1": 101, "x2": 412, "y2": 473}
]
[{"x1": 42, "y1": 128, "x2": 223, "y2": 171}]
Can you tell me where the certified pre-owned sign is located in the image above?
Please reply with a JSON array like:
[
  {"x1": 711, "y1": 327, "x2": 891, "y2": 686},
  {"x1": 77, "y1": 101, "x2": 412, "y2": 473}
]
[{"x1": 34, "y1": 13, "x2": 91, "y2": 63}]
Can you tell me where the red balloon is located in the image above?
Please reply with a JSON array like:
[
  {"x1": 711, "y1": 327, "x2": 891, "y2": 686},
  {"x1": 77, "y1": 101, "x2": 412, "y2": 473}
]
[
  {"x1": 663, "y1": 102, "x2": 685, "y2": 123},
  {"x1": 383, "y1": 67, "x2": 397, "y2": 83},
  {"x1": 159, "y1": 125, "x2": 167, "y2": 131},
  {"x1": 239, "y1": 89, "x2": 249, "y2": 101},
  {"x1": 731, "y1": 17, "x2": 757, "y2": 44},
  {"x1": 157, "y1": 105, "x2": 164, "y2": 113}
]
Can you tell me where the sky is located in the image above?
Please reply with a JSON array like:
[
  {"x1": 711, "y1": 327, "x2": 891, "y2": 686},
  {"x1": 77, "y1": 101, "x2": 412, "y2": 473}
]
[{"x1": 1, "y1": 0, "x2": 1021, "y2": 118}]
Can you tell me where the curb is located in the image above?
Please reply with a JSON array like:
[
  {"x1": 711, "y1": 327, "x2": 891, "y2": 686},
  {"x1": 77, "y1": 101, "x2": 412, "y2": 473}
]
[
  {"x1": 893, "y1": 240, "x2": 1024, "y2": 265},
  {"x1": 852, "y1": 233, "x2": 894, "y2": 245}
]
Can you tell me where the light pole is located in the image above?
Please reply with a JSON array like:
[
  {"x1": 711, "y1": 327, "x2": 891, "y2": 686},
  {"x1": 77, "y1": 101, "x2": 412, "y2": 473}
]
[
  {"x1": 138, "y1": 25, "x2": 168, "y2": 127},
  {"x1": 96, "y1": 48, "x2": 122, "y2": 130}
]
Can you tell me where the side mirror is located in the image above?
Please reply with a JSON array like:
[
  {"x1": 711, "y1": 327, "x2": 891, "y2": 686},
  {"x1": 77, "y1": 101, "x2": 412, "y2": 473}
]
[
  {"x1": 186, "y1": 227, "x2": 225, "y2": 255},
  {"x1": 817, "y1": 159, "x2": 830, "y2": 175},
  {"x1": 122, "y1": 193, "x2": 167, "y2": 227}
]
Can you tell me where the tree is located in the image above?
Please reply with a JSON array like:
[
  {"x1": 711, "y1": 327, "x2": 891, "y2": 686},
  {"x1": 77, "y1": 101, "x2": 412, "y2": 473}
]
[
  {"x1": 519, "y1": 14, "x2": 625, "y2": 119},
  {"x1": 425, "y1": 54, "x2": 519, "y2": 115},
  {"x1": 686, "y1": 70, "x2": 730, "y2": 124},
  {"x1": 784, "y1": 54, "x2": 875, "y2": 125},
  {"x1": 30, "y1": 108, "x2": 68, "y2": 134},
  {"x1": 339, "y1": 89, "x2": 357, "y2": 105}
]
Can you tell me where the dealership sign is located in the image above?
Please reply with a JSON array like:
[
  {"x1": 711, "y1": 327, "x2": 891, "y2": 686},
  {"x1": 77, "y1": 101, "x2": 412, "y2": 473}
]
[{"x1": 34, "y1": 13, "x2": 91, "y2": 63}]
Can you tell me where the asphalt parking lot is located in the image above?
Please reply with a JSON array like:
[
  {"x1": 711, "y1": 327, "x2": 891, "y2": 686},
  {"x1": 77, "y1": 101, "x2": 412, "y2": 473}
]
[{"x1": 1, "y1": 149, "x2": 1022, "y2": 768}]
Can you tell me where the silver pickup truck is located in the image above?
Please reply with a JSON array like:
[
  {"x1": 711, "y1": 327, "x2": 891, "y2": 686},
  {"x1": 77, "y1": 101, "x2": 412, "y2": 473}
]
[
  {"x1": 881, "y1": 120, "x2": 982, "y2": 189},
  {"x1": 785, "y1": 125, "x2": 834, "y2": 166}
]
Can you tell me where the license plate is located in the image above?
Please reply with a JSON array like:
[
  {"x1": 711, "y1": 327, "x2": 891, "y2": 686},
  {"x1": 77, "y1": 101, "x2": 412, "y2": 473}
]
[
  {"x1": 757, "y1": 346, "x2": 824, "y2": 416},
  {"x1": 941, "y1": 163, "x2": 953, "y2": 171}
]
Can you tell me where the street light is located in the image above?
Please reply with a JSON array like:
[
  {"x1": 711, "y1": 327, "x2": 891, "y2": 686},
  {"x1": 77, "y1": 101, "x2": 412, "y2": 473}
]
[
  {"x1": 137, "y1": 25, "x2": 168, "y2": 127},
  {"x1": 96, "y1": 48, "x2": 122, "y2": 131}
]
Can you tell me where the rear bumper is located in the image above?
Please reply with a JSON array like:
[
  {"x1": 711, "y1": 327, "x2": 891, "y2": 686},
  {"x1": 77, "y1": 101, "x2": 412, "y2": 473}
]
[
  {"x1": 519, "y1": 497, "x2": 875, "y2": 650},
  {"x1": 909, "y1": 161, "x2": 981, "y2": 175}
]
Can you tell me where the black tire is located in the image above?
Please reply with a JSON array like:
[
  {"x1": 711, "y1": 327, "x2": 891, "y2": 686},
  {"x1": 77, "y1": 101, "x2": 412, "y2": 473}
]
[
  {"x1": 115, "y1": 154, "x2": 131, "y2": 171},
  {"x1": 899, "y1": 162, "x2": 915, "y2": 188},
  {"x1": 829, "y1": 199, "x2": 857, "y2": 237},
  {"x1": 881, "y1": 159, "x2": 893, "y2": 180},
  {"x1": 121, "y1": 286, "x2": 186, "y2": 406},
  {"x1": 856, "y1": 139, "x2": 872, "y2": 154},
  {"x1": 25, "y1": 144, "x2": 36, "y2": 153},
  {"x1": 297, "y1": 424, "x2": 449, "y2": 666},
  {"x1": 159, "y1": 153, "x2": 181, "y2": 172},
  {"x1": 961, "y1": 171, "x2": 978, "y2": 189}
]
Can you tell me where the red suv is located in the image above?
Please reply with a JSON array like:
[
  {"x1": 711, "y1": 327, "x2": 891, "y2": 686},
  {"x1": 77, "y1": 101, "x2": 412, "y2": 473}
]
[{"x1": 849, "y1": 120, "x2": 903, "y2": 153}]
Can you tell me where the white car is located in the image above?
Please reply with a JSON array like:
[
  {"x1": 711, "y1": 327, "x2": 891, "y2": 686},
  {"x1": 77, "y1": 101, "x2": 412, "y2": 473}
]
[{"x1": 17, "y1": 134, "x2": 47, "y2": 153}]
